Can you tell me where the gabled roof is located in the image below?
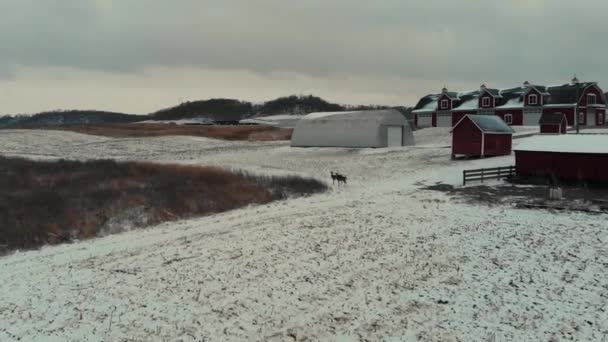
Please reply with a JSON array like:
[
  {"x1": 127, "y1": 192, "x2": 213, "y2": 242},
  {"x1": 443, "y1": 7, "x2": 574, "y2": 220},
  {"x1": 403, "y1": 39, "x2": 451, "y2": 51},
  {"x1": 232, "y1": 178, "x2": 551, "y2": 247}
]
[
  {"x1": 481, "y1": 88, "x2": 501, "y2": 97},
  {"x1": 524, "y1": 85, "x2": 550, "y2": 95},
  {"x1": 452, "y1": 115, "x2": 515, "y2": 134},
  {"x1": 546, "y1": 82, "x2": 597, "y2": 105},
  {"x1": 414, "y1": 81, "x2": 604, "y2": 114},
  {"x1": 539, "y1": 112, "x2": 566, "y2": 125},
  {"x1": 442, "y1": 91, "x2": 459, "y2": 99}
]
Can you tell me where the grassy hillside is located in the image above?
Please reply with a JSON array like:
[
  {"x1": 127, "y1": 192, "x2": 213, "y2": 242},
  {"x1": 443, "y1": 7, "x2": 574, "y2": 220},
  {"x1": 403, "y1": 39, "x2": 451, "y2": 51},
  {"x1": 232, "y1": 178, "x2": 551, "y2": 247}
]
[{"x1": 1, "y1": 95, "x2": 408, "y2": 127}]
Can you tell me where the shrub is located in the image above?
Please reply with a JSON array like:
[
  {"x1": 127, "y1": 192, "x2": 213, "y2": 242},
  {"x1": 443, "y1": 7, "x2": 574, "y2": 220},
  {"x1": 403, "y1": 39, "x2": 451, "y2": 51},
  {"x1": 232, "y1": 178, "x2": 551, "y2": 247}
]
[
  {"x1": 0, "y1": 157, "x2": 326, "y2": 254},
  {"x1": 20, "y1": 124, "x2": 294, "y2": 141}
]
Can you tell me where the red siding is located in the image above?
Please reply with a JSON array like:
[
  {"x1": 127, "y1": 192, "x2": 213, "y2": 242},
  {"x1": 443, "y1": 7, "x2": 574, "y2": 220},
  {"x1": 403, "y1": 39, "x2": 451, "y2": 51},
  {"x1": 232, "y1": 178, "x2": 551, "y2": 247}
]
[
  {"x1": 579, "y1": 85, "x2": 606, "y2": 106},
  {"x1": 544, "y1": 107, "x2": 575, "y2": 126},
  {"x1": 540, "y1": 124, "x2": 561, "y2": 134},
  {"x1": 483, "y1": 134, "x2": 512, "y2": 156},
  {"x1": 438, "y1": 94, "x2": 452, "y2": 110},
  {"x1": 516, "y1": 150, "x2": 608, "y2": 182},
  {"x1": 452, "y1": 117, "x2": 482, "y2": 156},
  {"x1": 478, "y1": 93, "x2": 495, "y2": 108},
  {"x1": 524, "y1": 88, "x2": 543, "y2": 107},
  {"x1": 495, "y1": 109, "x2": 523, "y2": 125}
]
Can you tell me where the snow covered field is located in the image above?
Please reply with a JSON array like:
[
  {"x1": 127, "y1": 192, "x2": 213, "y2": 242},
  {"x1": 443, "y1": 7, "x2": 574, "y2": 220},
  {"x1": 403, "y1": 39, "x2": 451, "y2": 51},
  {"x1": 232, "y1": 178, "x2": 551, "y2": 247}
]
[{"x1": 0, "y1": 128, "x2": 607, "y2": 341}]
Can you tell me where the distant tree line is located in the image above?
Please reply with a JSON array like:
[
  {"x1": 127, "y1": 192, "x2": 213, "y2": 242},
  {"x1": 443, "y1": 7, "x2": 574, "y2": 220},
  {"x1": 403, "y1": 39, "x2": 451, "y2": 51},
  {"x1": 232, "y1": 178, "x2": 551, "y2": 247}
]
[{"x1": 0, "y1": 95, "x2": 412, "y2": 127}]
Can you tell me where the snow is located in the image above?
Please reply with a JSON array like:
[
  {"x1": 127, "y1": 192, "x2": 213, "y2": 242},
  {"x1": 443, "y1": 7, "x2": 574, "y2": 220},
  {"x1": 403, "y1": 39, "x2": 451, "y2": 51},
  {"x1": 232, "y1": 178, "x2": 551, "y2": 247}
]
[
  {"x1": 543, "y1": 103, "x2": 577, "y2": 108},
  {"x1": 515, "y1": 134, "x2": 608, "y2": 154},
  {"x1": 412, "y1": 99, "x2": 438, "y2": 113},
  {"x1": 452, "y1": 98, "x2": 478, "y2": 111},
  {"x1": 497, "y1": 97, "x2": 523, "y2": 109},
  {"x1": 301, "y1": 111, "x2": 359, "y2": 120},
  {"x1": 240, "y1": 114, "x2": 304, "y2": 128},
  {"x1": 255, "y1": 114, "x2": 303, "y2": 121},
  {"x1": 1, "y1": 129, "x2": 607, "y2": 341}
]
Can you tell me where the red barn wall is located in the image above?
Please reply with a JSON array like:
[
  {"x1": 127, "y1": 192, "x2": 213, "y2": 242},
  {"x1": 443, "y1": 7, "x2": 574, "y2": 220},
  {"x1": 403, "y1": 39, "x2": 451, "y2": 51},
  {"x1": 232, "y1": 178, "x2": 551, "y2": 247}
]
[
  {"x1": 579, "y1": 85, "x2": 606, "y2": 106},
  {"x1": 452, "y1": 117, "x2": 482, "y2": 156},
  {"x1": 483, "y1": 134, "x2": 512, "y2": 156},
  {"x1": 478, "y1": 93, "x2": 495, "y2": 108},
  {"x1": 495, "y1": 109, "x2": 523, "y2": 125},
  {"x1": 515, "y1": 151, "x2": 608, "y2": 182},
  {"x1": 524, "y1": 88, "x2": 543, "y2": 107},
  {"x1": 438, "y1": 94, "x2": 452, "y2": 110},
  {"x1": 540, "y1": 124, "x2": 561, "y2": 134}
]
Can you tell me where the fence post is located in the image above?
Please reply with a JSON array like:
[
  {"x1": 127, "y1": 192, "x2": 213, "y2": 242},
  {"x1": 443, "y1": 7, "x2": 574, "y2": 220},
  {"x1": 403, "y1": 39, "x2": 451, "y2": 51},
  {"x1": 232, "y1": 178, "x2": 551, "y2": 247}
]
[
  {"x1": 481, "y1": 169, "x2": 485, "y2": 183},
  {"x1": 463, "y1": 170, "x2": 466, "y2": 186}
]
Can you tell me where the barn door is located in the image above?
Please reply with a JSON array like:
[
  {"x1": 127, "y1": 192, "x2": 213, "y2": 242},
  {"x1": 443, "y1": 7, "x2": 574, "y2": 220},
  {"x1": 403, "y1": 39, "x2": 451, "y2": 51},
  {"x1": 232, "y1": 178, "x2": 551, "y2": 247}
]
[
  {"x1": 587, "y1": 109, "x2": 596, "y2": 126},
  {"x1": 387, "y1": 126, "x2": 403, "y2": 147}
]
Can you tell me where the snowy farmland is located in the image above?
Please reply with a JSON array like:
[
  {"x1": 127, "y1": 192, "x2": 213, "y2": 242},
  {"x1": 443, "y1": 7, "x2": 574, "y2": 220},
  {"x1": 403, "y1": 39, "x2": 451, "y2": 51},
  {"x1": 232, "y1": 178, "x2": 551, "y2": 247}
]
[{"x1": 0, "y1": 128, "x2": 607, "y2": 341}]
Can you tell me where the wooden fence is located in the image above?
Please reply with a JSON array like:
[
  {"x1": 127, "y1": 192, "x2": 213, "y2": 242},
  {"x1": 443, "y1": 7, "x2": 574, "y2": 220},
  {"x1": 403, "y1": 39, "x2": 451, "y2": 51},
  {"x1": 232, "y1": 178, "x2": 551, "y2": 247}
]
[{"x1": 463, "y1": 165, "x2": 516, "y2": 186}]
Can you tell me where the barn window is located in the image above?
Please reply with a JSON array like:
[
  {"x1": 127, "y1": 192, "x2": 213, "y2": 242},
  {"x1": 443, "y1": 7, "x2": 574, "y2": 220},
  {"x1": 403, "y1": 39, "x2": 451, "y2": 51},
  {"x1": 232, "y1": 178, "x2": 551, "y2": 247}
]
[
  {"x1": 529, "y1": 94, "x2": 538, "y2": 105},
  {"x1": 482, "y1": 97, "x2": 491, "y2": 107},
  {"x1": 504, "y1": 114, "x2": 513, "y2": 124},
  {"x1": 578, "y1": 112, "x2": 585, "y2": 124},
  {"x1": 441, "y1": 99, "x2": 449, "y2": 109},
  {"x1": 588, "y1": 94, "x2": 597, "y2": 105}
]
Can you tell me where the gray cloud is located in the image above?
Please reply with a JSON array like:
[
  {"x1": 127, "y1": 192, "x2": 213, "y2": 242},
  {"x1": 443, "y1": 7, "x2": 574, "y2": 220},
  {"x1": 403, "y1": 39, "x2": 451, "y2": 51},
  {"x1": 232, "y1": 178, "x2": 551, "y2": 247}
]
[{"x1": 1, "y1": 0, "x2": 607, "y2": 113}]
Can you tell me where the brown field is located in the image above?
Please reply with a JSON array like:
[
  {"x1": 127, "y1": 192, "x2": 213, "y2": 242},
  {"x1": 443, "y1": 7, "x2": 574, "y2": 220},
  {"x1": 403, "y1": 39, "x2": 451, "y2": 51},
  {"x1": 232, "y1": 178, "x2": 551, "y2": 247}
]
[
  {"x1": 16, "y1": 123, "x2": 293, "y2": 141},
  {"x1": 0, "y1": 157, "x2": 326, "y2": 254}
]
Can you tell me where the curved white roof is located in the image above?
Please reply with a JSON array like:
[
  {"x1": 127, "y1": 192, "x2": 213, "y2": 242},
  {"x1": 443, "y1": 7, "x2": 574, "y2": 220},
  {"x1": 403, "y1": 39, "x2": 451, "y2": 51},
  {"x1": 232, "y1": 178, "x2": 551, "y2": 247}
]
[{"x1": 291, "y1": 109, "x2": 415, "y2": 148}]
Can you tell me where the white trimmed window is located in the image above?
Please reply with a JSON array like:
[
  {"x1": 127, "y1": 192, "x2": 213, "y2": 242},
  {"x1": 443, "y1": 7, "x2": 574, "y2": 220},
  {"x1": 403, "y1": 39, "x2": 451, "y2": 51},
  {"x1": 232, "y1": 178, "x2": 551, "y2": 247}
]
[
  {"x1": 529, "y1": 94, "x2": 538, "y2": 105},
  {"x1": 482, "y1": 97, "x2": 491, "y2": 107},
  {"x1": 441, "y1": 99, "x2": 449, "y2": 109},
  {"x1": 588, "y1": 94, "x2": 597, "y2": 105},
  {"x1": 504, "y1": 114, "x2": 513, "y2": 124},
  {"x1": 578, "y1": 112, "x2": 585, "y2": 124}
]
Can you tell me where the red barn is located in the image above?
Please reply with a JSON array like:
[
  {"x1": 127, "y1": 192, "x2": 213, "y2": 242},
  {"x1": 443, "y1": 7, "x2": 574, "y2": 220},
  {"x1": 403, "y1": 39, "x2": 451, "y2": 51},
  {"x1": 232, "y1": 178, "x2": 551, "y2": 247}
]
[
  {"x1": 539, "y1": 112, "x2": 567, "y2": 134},
  {"x1": 451, "y1": 115, "x2": 514, "y2": 158},
  {"x1": 514, "y1": 135, "x2": 608, "y2": 183}
]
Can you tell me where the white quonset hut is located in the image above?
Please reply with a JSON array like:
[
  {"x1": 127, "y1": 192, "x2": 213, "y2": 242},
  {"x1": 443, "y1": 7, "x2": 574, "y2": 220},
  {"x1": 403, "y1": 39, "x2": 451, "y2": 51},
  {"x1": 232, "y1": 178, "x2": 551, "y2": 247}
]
[{"x1": 290, "y1": 109, "x2": 415, "y2": 148}]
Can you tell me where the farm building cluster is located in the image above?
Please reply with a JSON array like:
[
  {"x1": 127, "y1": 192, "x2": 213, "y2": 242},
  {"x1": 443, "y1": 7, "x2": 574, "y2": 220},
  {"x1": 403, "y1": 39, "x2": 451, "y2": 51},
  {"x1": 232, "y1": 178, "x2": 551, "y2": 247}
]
[{"x1": 413, "y1": 77, "x2": 607, "y2": 128}]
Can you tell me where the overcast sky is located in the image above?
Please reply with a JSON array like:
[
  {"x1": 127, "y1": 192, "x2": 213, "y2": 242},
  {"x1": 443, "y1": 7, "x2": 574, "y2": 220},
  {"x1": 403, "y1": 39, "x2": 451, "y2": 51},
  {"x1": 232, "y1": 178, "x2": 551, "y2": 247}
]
[{"x1": 1, "y1": 0, "x2": 607, "y2": 115}]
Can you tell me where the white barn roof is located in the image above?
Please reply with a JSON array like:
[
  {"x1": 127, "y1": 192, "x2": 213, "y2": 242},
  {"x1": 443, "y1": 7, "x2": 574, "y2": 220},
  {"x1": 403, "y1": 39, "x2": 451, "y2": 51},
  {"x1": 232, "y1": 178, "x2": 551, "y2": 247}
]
[
  {"x1": 515, "y1": 135, "x2": 608, "y2": 154},
  {"x1": 290, "y1": 109, "x2": 415, "y2": 148},
  {"x1": 239, "y1": 114, "x2": 303, "y2": 128}
]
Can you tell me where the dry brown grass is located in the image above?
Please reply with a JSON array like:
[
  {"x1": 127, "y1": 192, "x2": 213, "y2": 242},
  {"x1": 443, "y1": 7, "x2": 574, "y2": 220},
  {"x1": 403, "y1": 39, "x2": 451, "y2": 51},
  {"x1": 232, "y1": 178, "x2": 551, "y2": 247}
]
[
  {"x1": 0, "y1": 157, "x2": 326, "y2": 254},
  {"x1": 17, "y1": 123, "x2": 293, "y2": 141}
]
